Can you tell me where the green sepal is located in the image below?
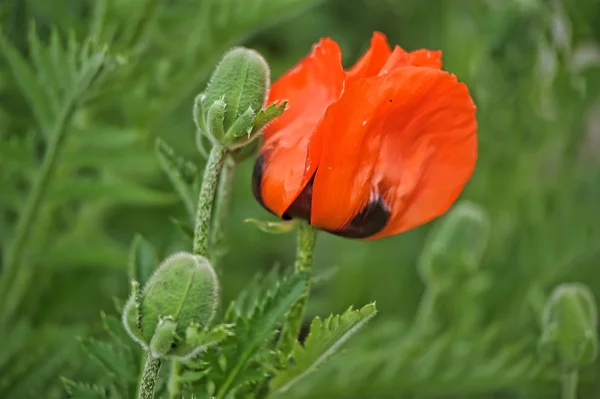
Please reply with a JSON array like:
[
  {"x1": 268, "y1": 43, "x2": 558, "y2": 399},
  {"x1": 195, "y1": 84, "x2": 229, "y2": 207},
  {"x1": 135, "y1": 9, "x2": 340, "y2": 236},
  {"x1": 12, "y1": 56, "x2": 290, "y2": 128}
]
[
  {"x1": 149, "y1": 316, "x2": 179, "y2": 358},
  {"x1": 244, "y1": 218, "x2": 297, "y2": 234},
  {"x1": 224, "y1": 107, "x2": 256, "y2": 146},
  {"x1": 205, "y1": 99, "x2": 227, "y2": 145},
  {"x1": 252, "y1": 100, "x2": 287, "y2": 134}
]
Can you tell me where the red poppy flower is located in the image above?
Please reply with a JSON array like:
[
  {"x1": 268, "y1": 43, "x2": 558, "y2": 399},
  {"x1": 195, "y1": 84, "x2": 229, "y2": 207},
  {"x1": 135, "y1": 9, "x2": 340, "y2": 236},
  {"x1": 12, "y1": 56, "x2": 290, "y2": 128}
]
[{"x1": 252, "y1": 32, "x2": 477, "y2": 240}]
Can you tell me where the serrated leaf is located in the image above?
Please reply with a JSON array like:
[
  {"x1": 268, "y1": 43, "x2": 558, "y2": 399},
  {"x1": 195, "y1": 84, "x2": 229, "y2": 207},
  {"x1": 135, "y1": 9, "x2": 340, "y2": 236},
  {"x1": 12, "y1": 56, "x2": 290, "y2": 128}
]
[
  {"x1": 80, "y1": 337, "x2": 134, "y2": 381},
  {"x1": 244, "y1": 218, "x2": 297, "y2": 234},
  {"x1": 101, "y1": 311, "x2": 139, "y2": 353},
  {"x1": 214, "y1": 271, "x2": 309, "y2": 398},
  {"x1": 128, "y1": 234, "x2": 158, "y2": 286},
  {"x1": 155, "y1": 138, "x2": 199, "y2": 219},
  {"x1": 251, "y1": 101, "x2": 287, "y2": 134},
  {"x1": 270, "y1": 303, "x2": 378, "y2": 395},
  {"x1": 179, "y1": 368, "x2": 212, "y2": 384},
  {"x1": 171, "y1": 324, "x2": 234, "y2": 358},
  {"x1": 1, "y1": 327, "x2": 81, "y2": 398},
  {"x1": 61, "y1": 378, "x2": 108, "y2": 399},
  {"x1": 0, "y1": 30, "x2": 53, "y2": 132},
  {"x1": 232, "y1": 265, "x2": 281, "y2": 319}
]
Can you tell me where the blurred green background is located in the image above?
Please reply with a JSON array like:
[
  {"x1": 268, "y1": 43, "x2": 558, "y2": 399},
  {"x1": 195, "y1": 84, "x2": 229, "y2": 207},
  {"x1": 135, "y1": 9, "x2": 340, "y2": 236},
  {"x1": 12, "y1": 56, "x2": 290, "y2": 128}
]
[{"x1": 2, "y1": 0, "x2": 600, "y2": 397}]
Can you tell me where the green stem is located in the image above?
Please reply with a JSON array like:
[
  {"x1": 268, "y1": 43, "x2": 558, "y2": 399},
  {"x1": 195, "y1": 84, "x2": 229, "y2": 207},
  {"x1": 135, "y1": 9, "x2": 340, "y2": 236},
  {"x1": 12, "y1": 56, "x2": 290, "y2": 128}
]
[
  {"x1": 413, "y1": 288, "x2": 441, "y2": 335},
  {"x1": 209, "y1": 155, "x2": 236, "y2": 270},
  {"x1": 562, "y1": 369, "x2": 578, "y2": 399},
  {"x1": 0, "y1": 103, "x2": 74, "y2": 327},
  {"x1": 168, "y1": 144, "x2": 226, "y2": 398},
  {"x1": 168, "y1": 360, "x2": 182, "y2": 399},
  {"x1": 277, "y1": 222, "x2": 317, "y2": 355},
  {"x1": 139, "y1": 354, "x2": 163, "y2": 399},
  {"x1": 193, "y1": 144, "x2": 227, "y2": 257}
]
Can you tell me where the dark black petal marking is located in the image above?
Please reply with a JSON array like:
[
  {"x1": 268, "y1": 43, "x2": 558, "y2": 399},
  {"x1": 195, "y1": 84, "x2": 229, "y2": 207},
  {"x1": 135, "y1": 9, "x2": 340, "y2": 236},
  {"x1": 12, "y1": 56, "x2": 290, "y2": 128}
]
[
  {"x1": 252, "y1": 156, "x2": 389, "y2": 239},
  {"x1": 329, "y1": 195, "x2": 390, "y2": 239},
  {"x1": 282, "y1": 173, "x2": 315, "y2": 221},
  {"x1": 251, "y1": 153, "x2": 267, "y2": 209}
]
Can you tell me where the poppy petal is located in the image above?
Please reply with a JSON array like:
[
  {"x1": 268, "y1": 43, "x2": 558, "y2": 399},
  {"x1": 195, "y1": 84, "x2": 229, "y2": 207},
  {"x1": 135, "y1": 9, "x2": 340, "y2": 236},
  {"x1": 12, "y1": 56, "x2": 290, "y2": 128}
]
[
  {"x1": 379, "y1": 46, "x2": 443, "y2": 75},
  {"x1": 345, "y1": 32, "x2": 392, "y2": 87},
  {"x1": 263, "y1": 38, "x2": 345, "y2": 142},
  {"x1": 255, "y1": 38, "x2": 345, "y2": 217},
  {"x1": 310, "y1": 67, "x2": 477, "y2": 239},
  {"x1": 378, "y1": 46, "x2": 411, "y2": 75},
  {"x1": 408, "y1": 49, "x2": 443, "y2": 69}
]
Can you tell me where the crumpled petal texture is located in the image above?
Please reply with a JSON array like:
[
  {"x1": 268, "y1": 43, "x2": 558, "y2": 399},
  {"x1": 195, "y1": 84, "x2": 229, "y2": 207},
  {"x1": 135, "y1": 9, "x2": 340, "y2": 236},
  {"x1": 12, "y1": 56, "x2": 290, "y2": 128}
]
[{"x1": 253, "y1": 32, "x2": 477, "y2": 240}]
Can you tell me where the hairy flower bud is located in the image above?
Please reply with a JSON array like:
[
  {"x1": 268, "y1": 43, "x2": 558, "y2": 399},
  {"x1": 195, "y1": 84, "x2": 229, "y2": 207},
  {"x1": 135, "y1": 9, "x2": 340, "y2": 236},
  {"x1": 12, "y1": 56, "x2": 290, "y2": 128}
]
[
  {"x1": 417, "y1": 201, "x2": 490, "y2": 290},
  {"x1": 193, "y1": 47, "x2": 282, "y2": 151},
  {"x1": 123, "y1": 252, "x2": 224, "y2": 359},
  {"x1": 539, "y1": 283, "x2": 598, "y2": 368}
]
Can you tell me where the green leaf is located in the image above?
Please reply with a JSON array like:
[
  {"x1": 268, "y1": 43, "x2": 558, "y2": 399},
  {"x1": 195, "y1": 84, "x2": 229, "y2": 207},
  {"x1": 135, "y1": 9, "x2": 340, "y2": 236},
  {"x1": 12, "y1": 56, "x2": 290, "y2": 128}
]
[
  {"x1": 214, "y1": 271, "x2": 309, "y2": 398},
  {"x1": 179, "y1": 368, "x2": 212, "y2": 384},
  {"x1": 128, "y1": 234, "x2": 159, "y2": 286},
  {"x1": 170, "y1": 217, "x2": 195, "y2": 240},
  {"x1": 244, "y1": 218, "x2": 297, "y2": 234},
  {"x1": 0, "y1": 326, "x2": 81, "y2": 398},
  {"x1": 49, "y1": 175, "x2": 177, "y2": 206},
  {"x1": 231, "y1": 265, "x2": 281, "y2": 319},
  {"x1": 171, "y1": 324, "x2": 235, "y2": 358},
  {"x1": 270, "y1": 303, "x2": 378, "y2": 395},
  {"x1": 251, "y1": 101, "x2": 287, "y2": 134},
  {"x1": 79, "y1": 337, "x2": 135, "y2": 381},
  {"x1": 61, "y1": 378, "x2": 108, "y2": 399},
  {"x1": 101, "y1": 311, "x2": 140, "y2": 354},
  {"x1": 155, "y1": 138, "x2": 199, "y2": 219},
  {"x1": 0, "y1": 30, "x2": 53, "y2": 133}
]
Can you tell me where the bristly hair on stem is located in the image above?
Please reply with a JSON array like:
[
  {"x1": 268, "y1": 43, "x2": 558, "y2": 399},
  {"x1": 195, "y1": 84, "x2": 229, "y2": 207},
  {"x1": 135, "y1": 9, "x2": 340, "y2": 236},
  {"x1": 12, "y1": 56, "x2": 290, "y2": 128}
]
[
  {"x1": 209, "y1": 155, "x2": 236, "y2": 270},
  {"x1": 138, "y1": 354, "x2": 162, "y2": 399},
  {"x1": 193, "y1": 144, "x2": 228, "y2": 257}
]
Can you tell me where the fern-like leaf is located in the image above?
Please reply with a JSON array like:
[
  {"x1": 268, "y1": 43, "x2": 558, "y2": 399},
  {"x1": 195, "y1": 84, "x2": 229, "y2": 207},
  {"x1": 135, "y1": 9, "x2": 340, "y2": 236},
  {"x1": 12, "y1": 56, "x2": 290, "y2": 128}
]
[
  {"x1": 270, "y1": 303, "x2": 377, "y2": 395},
  {"x1": 127, "y1": 234, "x2": 159, "y2": 287},
  {"x1": 79, "y1": 338, "x2": 136, "y2": 382},
  {"x1": 155, "y1": 138, "x2": 200, "y2": 220},
  {"x1": 200, "y1": 271, "x2": 309, "y2": 399},
  {"x1": 61, "y1": 378, "x2": 109, "y2": 399}
]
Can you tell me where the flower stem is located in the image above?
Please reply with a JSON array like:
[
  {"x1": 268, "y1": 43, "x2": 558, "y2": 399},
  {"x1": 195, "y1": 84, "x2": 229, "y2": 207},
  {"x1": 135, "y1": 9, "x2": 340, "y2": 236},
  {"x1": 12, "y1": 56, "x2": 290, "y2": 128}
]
[
  {"x1": 168, "y1": 144, "x2": 226, "y2": 398},
  {"x1": 562, "y1": 370, "x2": 579, "y2": 399},
  {"x1": 0, "y1": 103, "x2": 74, "y2": 327},
  {"x1": 193, "y1": 144, "x2": 227, "y2": 257},
  {"x1": 209, "y1": 155, "x2": 236, "y2": 270},
  {"x1": 277, "y1": 222, "x2": 317, "y2": 355},
  {"x1": 413, "y1": 288, "x2": 441, "y2": 335},
  {"x1": 168, "y1": 360, "x2": 182, "y2": 399},
  {"x1": 138, "y1": 354, "x2": 163, "y2": 399}
]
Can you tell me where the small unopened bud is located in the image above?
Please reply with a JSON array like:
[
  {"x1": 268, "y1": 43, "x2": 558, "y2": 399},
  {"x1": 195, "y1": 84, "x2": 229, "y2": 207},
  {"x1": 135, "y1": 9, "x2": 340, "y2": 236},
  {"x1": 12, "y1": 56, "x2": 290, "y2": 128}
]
[
  {"x1": 194, "y1": 47, "x2": 272, "y2": 149},
  {"x1": 122, "y1": 252, "x2": 220, "y2": 359},
  {"x1": 417, "y1": 201, "x2": 490, "y2": 290},
  {"x1": 538, "y1": 283, "x2": 598, "y2": 368}
]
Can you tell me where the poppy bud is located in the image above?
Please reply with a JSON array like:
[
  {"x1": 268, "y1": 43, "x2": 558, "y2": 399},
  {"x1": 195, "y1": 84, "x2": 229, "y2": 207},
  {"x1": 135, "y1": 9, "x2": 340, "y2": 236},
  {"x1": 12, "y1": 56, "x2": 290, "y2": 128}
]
[
  {"x1": 122, "y1": 252, "x2": 222, "y2": 359},
  {"x1": 194, "y1": 47, "x2": 283, "y2": 150},
  {"x1": 538, "y1": 283, "x2": 598, "y2": 369},
  {"x1": 417, "y1": 201, "x2": 490, "y2": 290}
]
